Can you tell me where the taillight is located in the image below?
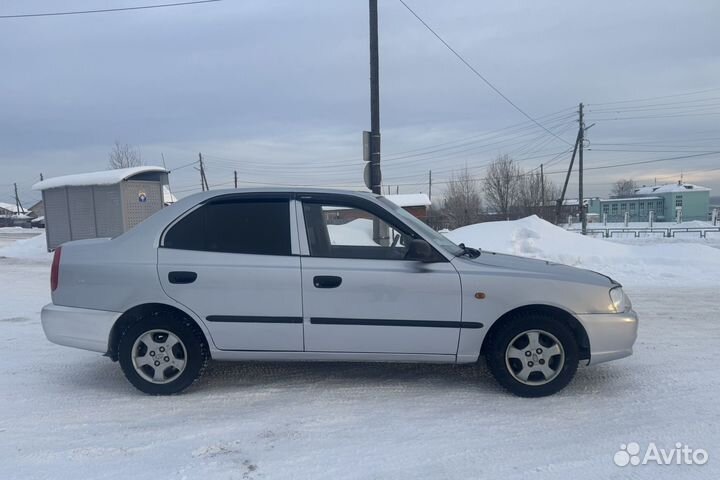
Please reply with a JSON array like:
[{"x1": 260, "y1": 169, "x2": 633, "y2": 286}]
[{"x1": 51, "y1": 246, "x2": 62, "y2": 292}]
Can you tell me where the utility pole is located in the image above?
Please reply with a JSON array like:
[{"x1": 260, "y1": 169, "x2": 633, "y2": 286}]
[
  {"x1": 13, "y1": 183, "x2": 24, "y2": 215},
  {"x1": 555, "y1": 129, "x2": 581, "y2": 223},
  {"x1": 198, "y1": 153, "x2": 210, "y2": 191},
  {"x1": 540, "y1": 163, "x2": 545, "y2": 218},
  {"x1": 428, "y1": 170, "x2": 432, "y2": 201},
  {"x1": 578, "y1": 103, "x2": 586, "y2": 235},
  {"x1": 160, "y1": 153, "x2": 175, "y2": 203},
  {"x1": 234, "y1": 170, "x2": 238, "y2": 188},
  {"x1": 368, "y1": 0, "x2": 381, "y2": 195}
]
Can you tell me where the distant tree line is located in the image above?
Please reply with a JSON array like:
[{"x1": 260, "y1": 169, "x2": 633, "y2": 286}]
[{"x1": 430, "y1": 155, "x2": 560, "y2": 230}]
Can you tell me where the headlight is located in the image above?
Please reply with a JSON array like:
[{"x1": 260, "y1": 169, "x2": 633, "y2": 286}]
[{"x1": 609, "y1": 287, "x2": 627, "y2": 313}]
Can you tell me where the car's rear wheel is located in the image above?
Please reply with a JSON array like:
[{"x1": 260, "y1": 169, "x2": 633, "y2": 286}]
[
  {"x1": 118, "y1": 314, "x2": 209, "y2": 395},
  {"x1": 486, "y1": 313, "x2": 579, "y2": 397}
]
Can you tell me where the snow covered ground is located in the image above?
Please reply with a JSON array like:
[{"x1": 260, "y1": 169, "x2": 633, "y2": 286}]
[{"x1": 0, "y1": 226, "x2": 718, "y2": 479}]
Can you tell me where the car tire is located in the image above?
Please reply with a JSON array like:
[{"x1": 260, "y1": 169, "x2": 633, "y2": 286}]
[
  {"x1": 486, "y1": 313, "x2": 579, "y2": 397},
  {"x1": 118, "y1": 313, "x2": 209, "y2": 395}
]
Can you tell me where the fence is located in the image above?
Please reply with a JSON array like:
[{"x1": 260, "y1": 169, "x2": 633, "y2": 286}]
[{"x1": 567, "y1": 226, "x2": 720, "y2": 238}]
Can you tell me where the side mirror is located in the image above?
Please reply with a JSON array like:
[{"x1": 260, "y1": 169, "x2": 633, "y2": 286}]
[{"x1": 406, "y1": 239, "x2": 434, "y2": 262}]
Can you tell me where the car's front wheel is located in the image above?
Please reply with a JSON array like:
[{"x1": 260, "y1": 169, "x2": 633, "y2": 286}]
[
  {"x1": 118, "y1": 315, "x2": 209, "y2": 395},
  {"x1": 486, "y1": 313, "x2": 579, "y2": 397}
]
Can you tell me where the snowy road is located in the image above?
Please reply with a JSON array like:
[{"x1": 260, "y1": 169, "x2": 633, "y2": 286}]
[{"x1": 0, "y1": 254, "x2": 718, "y2": 479}]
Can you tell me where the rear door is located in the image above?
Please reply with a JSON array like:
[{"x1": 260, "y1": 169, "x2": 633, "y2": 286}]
[
  {"x1": 297, "y1": 195, "x2": 462, "y2": 355},
  {"x1": 157, "y1": 194, "x2": 303, "y2": 351}
]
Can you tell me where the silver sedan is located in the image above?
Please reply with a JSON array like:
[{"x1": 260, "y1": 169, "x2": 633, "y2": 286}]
[{"x1": 41, "y1": 188, "x2": 638, "y2": 397}]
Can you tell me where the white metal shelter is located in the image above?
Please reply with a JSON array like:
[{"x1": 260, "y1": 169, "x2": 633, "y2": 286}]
[{"x1": 33, "y1": 166, "x2": 169, "y2": 250}]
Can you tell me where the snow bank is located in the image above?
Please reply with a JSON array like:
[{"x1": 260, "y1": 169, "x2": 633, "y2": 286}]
[
  {"x1": 446, "y1": 215, "x2": 720, "y2": 287},
  {"x1": 0, "y1": 233, "x2": 51, "y2": 261},
  {"x1": 327, "y1": 219, "x2": 377, "y2": 245}
]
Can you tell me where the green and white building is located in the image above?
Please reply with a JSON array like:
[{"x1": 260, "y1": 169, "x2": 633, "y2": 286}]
[{"x1": 587, "y1": 182, "x2": 711, "y2": 222}]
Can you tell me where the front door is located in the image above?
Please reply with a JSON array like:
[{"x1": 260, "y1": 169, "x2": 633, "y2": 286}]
[
  {"x1": 297, "y1": 195, "x2": 462, "y2": 355},
  {"x1": 157, "y1": 195, "x2": 303, "y2": 351}
]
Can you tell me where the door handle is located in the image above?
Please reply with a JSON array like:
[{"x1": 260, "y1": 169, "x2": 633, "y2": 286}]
[
  {"x1": 168, "y1": 271, "x2": 197, "y2": 284},
  {"x1": 313, "y1": 275, "x2": 342, "y2": 289}
]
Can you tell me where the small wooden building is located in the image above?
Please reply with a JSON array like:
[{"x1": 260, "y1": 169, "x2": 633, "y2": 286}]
[
  {"x1": 323, "y1": 193, "x2": 432, "y2": 224},
  {"x1": 32, "y1": 166, "x2": 169, "y2": 250},
  {"x1": 383, "y1": 194, "x2": 432, "y2": 221}
]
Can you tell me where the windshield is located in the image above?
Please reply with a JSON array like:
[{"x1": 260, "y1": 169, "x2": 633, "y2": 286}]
[{"x1": 377, "y1": 197, "x2": 464, "y2": 256}]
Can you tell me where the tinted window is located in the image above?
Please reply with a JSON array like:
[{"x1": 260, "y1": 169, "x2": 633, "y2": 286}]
[{"x1": 164, "y1": 199, "x2": 291, "y2": 255}]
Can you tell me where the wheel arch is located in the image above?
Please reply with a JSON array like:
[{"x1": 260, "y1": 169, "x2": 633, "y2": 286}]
[
  {"x1": 480, "y1": 304, "x2": 590, "y2": 361},
  {"x1": 107, "y1": 303, "x2": 211, "y2": 361}
]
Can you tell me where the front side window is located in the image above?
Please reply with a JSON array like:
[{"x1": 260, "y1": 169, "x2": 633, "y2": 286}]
[
  {"x1": 164, "y1": 199, "x2": 291, "y2": 255},
  {"x1": 675, "y1": 196, "x2": 683, "y2": 207},
  {"x1": 302, "y1": 201, "x2": 428, "y2": 260},
  {"x1": 376, "y1": 197, "x2": 462, "y2": 256}
]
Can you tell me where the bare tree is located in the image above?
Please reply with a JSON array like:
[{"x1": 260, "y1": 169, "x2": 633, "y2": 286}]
[
  {"x1": 441, "y1": 166, "x2": 483, "y2": 229},
  {"x1": 108, "y1": 141, "x2": 143, "y2": 169},
  {"x1": 483, "y1": 154, "x2": 521, "y2": 217},
  {"x1": 611, "y1": 178, "x2": 638, "y2": 198},
  {"x1": 517, "y1": 170, "x2": 560, "y2": 218}
]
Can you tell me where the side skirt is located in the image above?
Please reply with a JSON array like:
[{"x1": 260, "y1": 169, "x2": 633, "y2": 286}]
[{"x1": 211, "y1": 350, "x2": 457, "y2": 364}]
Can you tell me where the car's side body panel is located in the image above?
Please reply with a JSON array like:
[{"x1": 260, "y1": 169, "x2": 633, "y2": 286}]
[
  {"x1": 299, "y1": 256, "x2": 463, "y2": 354},
  {"x1": 452, "y1": 255, "x2": 621, "y2": 362},
  {"x1": 43, "y1": 188, "x2": 638, "y2": 370},
  {"x1": 155, "y1": 196, "x2": 305, "y2": 351},
  {"x1": 158, "y1": 247, "x2": 304, "y2": 351}
]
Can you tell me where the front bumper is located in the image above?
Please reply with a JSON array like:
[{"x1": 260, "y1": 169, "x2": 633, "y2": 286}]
[
  {"x1": 576, "y1": 309, "x2": 639, "y2": 365},
  {"x1": 41, "y1": 303, "x2": 121, "y2": 354}
]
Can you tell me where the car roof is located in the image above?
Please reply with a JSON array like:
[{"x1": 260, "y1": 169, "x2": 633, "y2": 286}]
[{"x1": 177, "y1": 187, "x2": 381, "y2": 204}]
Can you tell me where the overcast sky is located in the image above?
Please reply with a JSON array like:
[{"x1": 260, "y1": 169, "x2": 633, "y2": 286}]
[{"x1": 2, "y1": 0, "x2": 719, "y2": 206}]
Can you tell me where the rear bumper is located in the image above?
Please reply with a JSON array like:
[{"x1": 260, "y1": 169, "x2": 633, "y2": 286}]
[
  {"x1": 576, "y1": 309, "x2": 639, "y2": 365},
  {"x1": 41, "y1": 303, "x2": 121, "y2": 354}
]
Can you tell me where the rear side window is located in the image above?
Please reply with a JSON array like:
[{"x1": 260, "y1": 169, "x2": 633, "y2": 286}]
[{"x1": 164, "y1": 199, "x2": 291, "y2": 255}]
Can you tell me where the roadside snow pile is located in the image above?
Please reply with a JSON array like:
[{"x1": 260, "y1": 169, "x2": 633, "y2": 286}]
[
  {"x1": 327, "y1": 219, "x2": 376, "y2": 245},
  {"x1": 446, "y1": 215, "x2": 720, "y2": 287},
  {"x1": 0, "y1": 233, "x2": 51, "y2": 261}
]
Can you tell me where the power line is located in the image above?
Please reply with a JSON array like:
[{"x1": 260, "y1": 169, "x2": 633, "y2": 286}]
[
  {"x1": 588, "y1": 87, "x2": 720, "y2": 107},
  {"x1": 588, "y1": 148, "x2": 719, "y2": 154},
  {"x1": 588, "y1": 111, "x2": 720, "y2": 121},
  {"x1": 376, "y1": 107, "x2": 576, "y2": 158},
  {"x1": 167, "y1": 159, "x2": 199, "y2": 172},
  {"x1": 588, "y1": 101, "x2": 720, "y2": 114},
  {"x1": 592, "y1": 142, "x2": 720, "y2": 148},
  {"x1": 0, "y1": 0, "x2": 221, "y2": 19},
  {"x1": 169, "y1": 158, "x2": 720, "y2": 196},
  {"x1": 195, "y1": 110, "x2": 577, "y2": 171},
  {"x1": 195, "y1": 115, "x2": 578, "y2": 178},
  {"x1": 580, "y1": 151, "x2": 720, "y2": 172},
  {"x1": 396, "y1": 0, "x2": 572, "y2": 146}
]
